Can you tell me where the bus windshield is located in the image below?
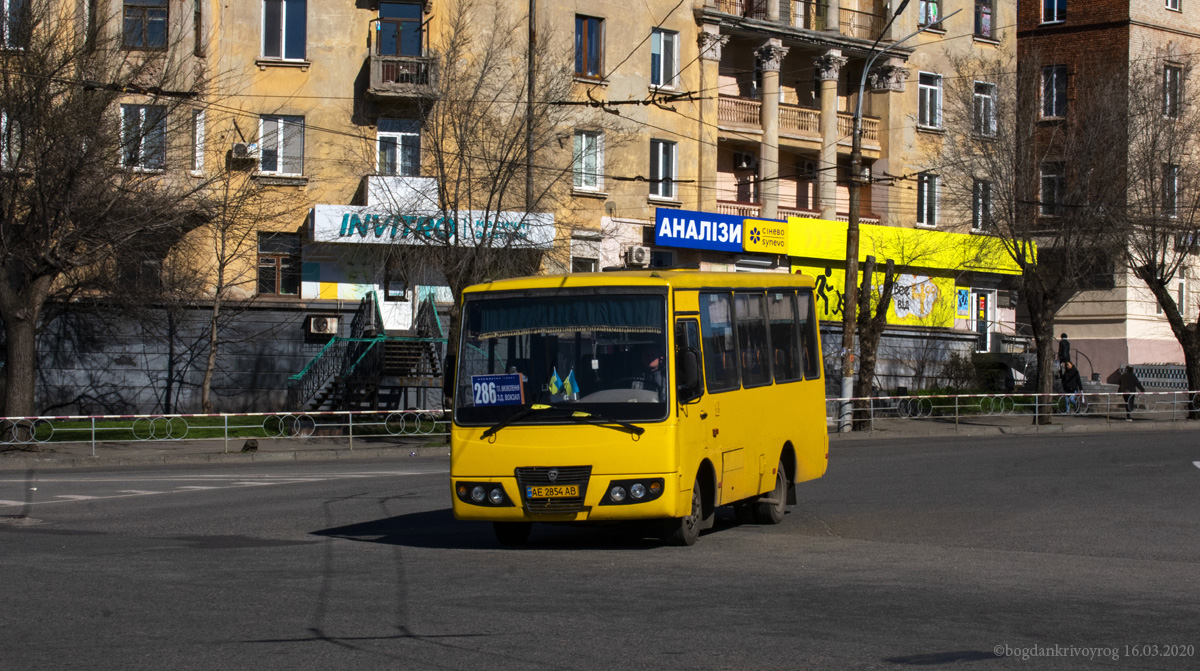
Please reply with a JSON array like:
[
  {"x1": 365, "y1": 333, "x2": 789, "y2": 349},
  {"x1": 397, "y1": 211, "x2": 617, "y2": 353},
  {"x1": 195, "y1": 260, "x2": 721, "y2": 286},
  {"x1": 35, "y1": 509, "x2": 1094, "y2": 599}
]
[{"x1": 455, "y1": 292, "x2": 669, "y2": 425}]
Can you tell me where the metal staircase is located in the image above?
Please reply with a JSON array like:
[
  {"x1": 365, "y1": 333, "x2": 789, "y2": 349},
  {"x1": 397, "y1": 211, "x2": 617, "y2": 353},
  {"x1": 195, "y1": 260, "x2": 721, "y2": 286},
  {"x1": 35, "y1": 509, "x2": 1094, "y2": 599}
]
[{"x1": 286, "y1": 292, "x2": 448, "y2": 412}]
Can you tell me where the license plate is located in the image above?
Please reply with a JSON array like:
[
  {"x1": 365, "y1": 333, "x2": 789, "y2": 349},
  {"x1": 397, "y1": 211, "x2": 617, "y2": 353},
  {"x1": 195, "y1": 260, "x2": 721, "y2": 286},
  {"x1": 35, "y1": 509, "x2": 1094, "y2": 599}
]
[{"x1": 526, "y1": 485, "x2": 579, "y2": 498}]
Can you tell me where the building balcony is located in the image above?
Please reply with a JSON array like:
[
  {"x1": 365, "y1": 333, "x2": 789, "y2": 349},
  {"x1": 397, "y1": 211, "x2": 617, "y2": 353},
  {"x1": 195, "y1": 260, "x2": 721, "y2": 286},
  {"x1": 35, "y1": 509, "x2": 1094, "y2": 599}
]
[
  {"x1": 717, "y1": 95, "x2": 880, "y2": 149},
  {"x1": 716, "y1": 201, "x2": 881, "y2": 224},
  {"x1": 368, "y1": 54, "x2": 437, "y2": 99},
  {"x1": 711, "y1": 0, "x2": 888, "y2": 40}
]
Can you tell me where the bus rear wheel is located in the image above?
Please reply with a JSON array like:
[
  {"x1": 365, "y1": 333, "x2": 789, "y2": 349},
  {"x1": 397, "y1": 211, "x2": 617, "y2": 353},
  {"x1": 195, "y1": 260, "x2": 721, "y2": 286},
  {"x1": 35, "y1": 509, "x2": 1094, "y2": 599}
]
[
  {"x1": 663, "y1": 478, "x2": 702, "y2": 546},
  {"x1": 754, "y1": 460, "x2": 788, "y2": 524},
  {"x1": 493, "y1": 522, "x2": 532, "y2": 546}
]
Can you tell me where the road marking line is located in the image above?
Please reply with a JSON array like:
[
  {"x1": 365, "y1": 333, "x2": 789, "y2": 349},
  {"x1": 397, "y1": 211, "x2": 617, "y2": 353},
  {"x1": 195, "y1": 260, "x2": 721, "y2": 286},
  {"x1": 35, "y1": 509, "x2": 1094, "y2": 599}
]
[
  {"x1": 233, "y1": 482, "x2": 275, "y2": 486},
  {"x1": 117, "y1": 490, "x2": 162, "y2": 495},
  {"x1": 1194, "y1": 461, "x2": 1200, "y2": 469},
  {"x1": 176, "y1": 486, "x2": 220, "y2": 490},
  {"x1": 0, "y1": 499, "x2": 28, "y2": 506},
  {"x1": 54, "y1": 495, "x2": 99, "y2": 500}
]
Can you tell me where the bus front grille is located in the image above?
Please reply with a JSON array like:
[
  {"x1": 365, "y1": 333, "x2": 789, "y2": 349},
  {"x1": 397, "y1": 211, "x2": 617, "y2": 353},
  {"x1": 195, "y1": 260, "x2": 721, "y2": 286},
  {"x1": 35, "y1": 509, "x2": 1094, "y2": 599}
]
[{"x1": 515, "y1": 466, "x2": 592, "y2": 513}]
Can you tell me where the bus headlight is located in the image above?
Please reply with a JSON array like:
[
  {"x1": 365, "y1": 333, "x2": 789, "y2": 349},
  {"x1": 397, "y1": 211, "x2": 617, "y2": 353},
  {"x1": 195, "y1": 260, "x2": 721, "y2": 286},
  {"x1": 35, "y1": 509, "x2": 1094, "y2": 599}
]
[
  {"x1": 455, "y1": 481, "x2": 514, "y2": 507},
  {"x1": 601, "y1": 478, "x2": 665, "y2": 505}
]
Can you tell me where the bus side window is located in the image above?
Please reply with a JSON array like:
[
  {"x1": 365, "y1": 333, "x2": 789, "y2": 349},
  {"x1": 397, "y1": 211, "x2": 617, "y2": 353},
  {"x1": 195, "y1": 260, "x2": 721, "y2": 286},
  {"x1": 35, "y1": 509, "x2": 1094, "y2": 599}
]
[
  {"x1": 700, "y1": 292, "x2": 739, "y2": 392},
  {"x1": 798, "y1": 290, "x2": 820, "y2": 379},
  {"x1": 675, "y1": 319, "x2": 703, "y2": 396},
  {"x1": 768, "y1": 290, "x2": 802, "y2": 383},
  {"x1": 734, "y1": 292, "x2": 772, "y2": 388}
]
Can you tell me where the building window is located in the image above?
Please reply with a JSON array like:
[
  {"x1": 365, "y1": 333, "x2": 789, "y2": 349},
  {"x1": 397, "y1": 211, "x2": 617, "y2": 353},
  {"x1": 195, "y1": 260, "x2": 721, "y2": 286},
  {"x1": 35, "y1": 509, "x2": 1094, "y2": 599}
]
[
  {"x1": 259, "y1": 115, "x2": 304, "y2": 176},
  {"x1": 575, "y1": 15, "x2": 603, "y2": 79},
  {"x1": 573, "y1": 130, "x2": 603, "y2": 191},
  {"x1": 1164, "y1": 64, "x2": 1181, "y2": 119},
  {"x1": 649, "y1": 139, "x2": 677, "y2": 200},
  {"x1": 1163, "y1": 163, "x2": 1179, "y2": 217},
  {"x1": 378, "y1": 2, "x2": 423, "y2": 57},
  {"x1": 974, "y1": 0, "x2": 993, "y2": 38},
  {"x1": 384, "y1": 262, "x2": 407, "y2": 302},
  {"x1": 1, "y1": 111, "x2": 21, "y2": 169},
  {"x1": 650, "y1": 29, "x2": 677, "y2": 89},
  {"x1": 1042, "y1": 65, "x2": 1068, "y2": 118},
  {"x1": 2, "y1": 0, "x2": 26, "y2": 49},
  {"x1": 193, "y1": 0, "x2": 203, "y2": 57},
  {"x1": 918, "y1": 0, "x2": 942, "y2": 28},
  {"x1": 257, "y1": 233, "x2": 300, "y2": 296},
  {"x1": 571, "y1": 257, "x2": 598, "y2": 273},
  {"x1": 191, "y1": 109, "x2": 205, "y2": 173},
  {"x1": 1166, "y1": 0, "x2": 1180, "y2": 11},
  {"x1": 1040, "y1": 163, "x2": 1065, "y2": 216},
  {"x1": 262, "y1": 0, "x2": 306, "y2": 61},
  {"x1": 918, "y1": 73, "x2": 942, "y2": 129},
  {"x1": 1043, "y1": 0, "x2": 1066, "y2": 23},
  {"x1": 973, "y1": 82, "x2": 996, "y2": 136},
  {"x1": 121, "y1": 104, "x2": 166, "y2": 171},
  {"x1": 377, "y1": 118, "x2": 420, "y2": 176},
  {"x1": 124, "y1": 0, "x2": 168, "y2": 50},
  {"x1": 916, "y1": 172, "x2": 938, "y2": 226},
  {"x1": 972, "y1": 179, "x2": 992, "y2": 231}
]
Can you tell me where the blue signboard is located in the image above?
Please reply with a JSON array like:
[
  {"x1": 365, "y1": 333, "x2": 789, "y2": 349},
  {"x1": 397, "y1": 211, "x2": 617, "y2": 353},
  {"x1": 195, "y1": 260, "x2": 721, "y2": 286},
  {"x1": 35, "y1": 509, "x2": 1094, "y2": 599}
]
[
  {"x1": 655, "y1": 208, "x2": 745, "y2": 253},
  {"x1": 470, "y1": 374, "x2": 525, "y2": 407}
]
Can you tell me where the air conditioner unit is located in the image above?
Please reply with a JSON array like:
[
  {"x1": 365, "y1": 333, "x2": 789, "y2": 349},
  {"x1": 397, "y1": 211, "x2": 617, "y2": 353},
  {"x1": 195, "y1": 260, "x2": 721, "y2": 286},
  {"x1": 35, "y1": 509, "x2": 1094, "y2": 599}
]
[
  {"x1": 308, "y1": 316, "x2": 339, "y2": 335},
  {"x1": 625, "y1": 245, "x2": 651, "y2": 267},
  {"x1": 231, "y1": 142, "x2": 259, "y2": 160},
  {"x1": 733, "y1": 152, "x2": 758, "y2": 171}
]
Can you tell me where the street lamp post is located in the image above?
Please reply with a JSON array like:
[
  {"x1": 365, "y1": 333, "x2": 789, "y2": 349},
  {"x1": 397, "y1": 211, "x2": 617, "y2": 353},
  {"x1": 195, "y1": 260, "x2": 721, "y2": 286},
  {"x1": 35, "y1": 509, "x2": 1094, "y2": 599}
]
[{"x1": 839, "y1": 4, "x2": 959, "y2": 431}]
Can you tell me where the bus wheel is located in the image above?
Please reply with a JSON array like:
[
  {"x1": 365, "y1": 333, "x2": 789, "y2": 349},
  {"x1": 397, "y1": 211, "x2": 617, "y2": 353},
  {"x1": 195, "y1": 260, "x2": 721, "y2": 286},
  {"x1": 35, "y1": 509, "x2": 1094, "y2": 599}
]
[
  {"x1": 663, "y1": 478, "x2": 702, "y2": 546},
  {"x1": 754, "y1": 460, "x2": 788, "y2": 524},
  {"x1": 493, "y1": 522, "x2": 532, "y2": 547}
]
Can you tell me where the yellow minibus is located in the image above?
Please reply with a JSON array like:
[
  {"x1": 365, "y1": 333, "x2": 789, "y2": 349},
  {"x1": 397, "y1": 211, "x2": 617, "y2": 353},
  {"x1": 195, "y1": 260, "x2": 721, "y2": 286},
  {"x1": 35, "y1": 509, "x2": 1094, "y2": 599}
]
[{"x1": 450, "y1": 270, "x2": 828, "y2": 546}]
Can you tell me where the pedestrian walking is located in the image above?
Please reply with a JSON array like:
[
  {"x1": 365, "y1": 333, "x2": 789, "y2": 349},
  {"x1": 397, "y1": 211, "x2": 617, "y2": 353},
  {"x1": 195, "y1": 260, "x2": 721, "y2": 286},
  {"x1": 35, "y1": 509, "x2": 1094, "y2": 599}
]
[
  {"x1": 1061, "y1": 361, "x2": 1083, "y2": 413},
  {"x1": 1057, "y1": 333, "x2": 1071, "y2": 372},
  {"x1": 1118, "y1": 365, "x2": 1145, "y2": 421}
]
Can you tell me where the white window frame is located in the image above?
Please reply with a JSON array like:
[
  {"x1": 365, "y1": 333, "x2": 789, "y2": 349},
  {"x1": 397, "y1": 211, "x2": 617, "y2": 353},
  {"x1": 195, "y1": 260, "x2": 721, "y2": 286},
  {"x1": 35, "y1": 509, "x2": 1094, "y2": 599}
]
[
  {"x1": 918, "y1": 0, "x2": 942, "y2": 27},
  {"x1": 649, "y1": 139, "x2": 677, "y2": 200},
  {"x1": 573, "y1": 130, "x2": 603, "y2": 192},
  {"x1": 1042, "y1": 65, "x2": 1068, "y2": 119},
  {"x1": 973, "y1": 81, "x2": 997, "y2": 137},
  {"x1": 1163, "y1": 163, "x2": 1179, "y2": 217},
  {"x1": 190, "y1": 108, "x2": 205, "y2": 174},
  {"x1": 1040, "y1": 163, "x2": 1065, "y2": 216},
  {"x1": 916, "y1": 172, "x2": 939, "y2": 227},
  {"x1": 262, "y1": 0, "x2": 306, "y2": 61},
  {"x1": 377, "y1": 118, "x2": 420, "y2": 177},
  {"x1": 650, "y1": 29, "x2": 678, "y2": 89},
  {"x1": 258, "y1": 114, "x2": 304, "y2": 176},
  {"x1": 1, "y1": 110, "x2": 20, "y2": 169},
  {"x1": 972, "y1": 289, "x2": 994, "y2": 353},
  {"x1": 1042, "y1": 0, "x2": 1066, "y2": 23},
  {"x1": 1166, "y1": 0, "x2": 1181, "y2": 12},
  {"x1": 121, "y1": 103, "x2": 167, "y2": 172},
  {"x1": 918, "y1": 72, "x2": 942, "y2": 129},
  {"x1": 2, "y1": 0, "x2": 25, "y2": 49},
  {"x1": 972, "y1": 179, "x2": 992, "y2": 231},
  {"x1": 1163, "y1": 64, "x2": 1181, "y2": 119}
]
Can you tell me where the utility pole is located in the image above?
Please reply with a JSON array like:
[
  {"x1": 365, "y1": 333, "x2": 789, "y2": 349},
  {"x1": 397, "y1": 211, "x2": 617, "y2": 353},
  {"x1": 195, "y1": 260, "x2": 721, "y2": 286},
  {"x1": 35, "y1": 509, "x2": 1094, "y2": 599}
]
[
  {"x1": 525, "y1": 0, "x2": 536, "y2": 212},
  {"x1": 840, "y1": 2, "x2": 955, "y2": 431}
]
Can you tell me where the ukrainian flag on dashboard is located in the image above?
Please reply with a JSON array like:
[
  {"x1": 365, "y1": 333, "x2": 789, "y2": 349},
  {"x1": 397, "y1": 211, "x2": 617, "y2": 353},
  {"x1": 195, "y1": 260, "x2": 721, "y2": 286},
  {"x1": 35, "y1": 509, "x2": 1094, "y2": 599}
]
[{"x1": 548, "y1": 368, "x2": 563, "y2": 395}]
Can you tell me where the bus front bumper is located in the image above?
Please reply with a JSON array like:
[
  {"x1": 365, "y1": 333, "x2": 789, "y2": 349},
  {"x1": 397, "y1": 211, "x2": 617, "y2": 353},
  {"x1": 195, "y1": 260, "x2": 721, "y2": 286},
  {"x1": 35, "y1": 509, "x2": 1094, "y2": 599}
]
[{"x1": 451, "y1": 474, "x2": 683, "y2": 522}]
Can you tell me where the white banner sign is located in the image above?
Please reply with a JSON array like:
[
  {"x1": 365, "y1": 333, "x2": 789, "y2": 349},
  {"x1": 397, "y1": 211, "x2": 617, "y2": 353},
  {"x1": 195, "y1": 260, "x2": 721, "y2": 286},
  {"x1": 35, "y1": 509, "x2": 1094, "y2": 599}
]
[{"x1": 311, "y1": 205, "x2": 555, "y2": 249}]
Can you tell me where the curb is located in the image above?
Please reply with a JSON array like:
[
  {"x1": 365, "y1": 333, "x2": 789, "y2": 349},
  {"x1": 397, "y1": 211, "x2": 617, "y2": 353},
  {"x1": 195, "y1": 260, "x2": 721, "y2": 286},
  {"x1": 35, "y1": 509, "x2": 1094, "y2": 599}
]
[
  {"x1": 828, "y1": 418, "x2": 1200, "y2": 440},
  {"x1": 0, "y1": 444, "x2": 451, "y2": 471}
]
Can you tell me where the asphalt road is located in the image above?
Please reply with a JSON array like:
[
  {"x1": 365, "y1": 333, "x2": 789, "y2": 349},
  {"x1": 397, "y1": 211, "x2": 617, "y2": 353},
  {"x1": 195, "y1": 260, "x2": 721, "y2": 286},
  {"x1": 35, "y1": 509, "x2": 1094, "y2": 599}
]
[{"x1": 2, "y1": 431, "x2": 1198, "y2": 670}]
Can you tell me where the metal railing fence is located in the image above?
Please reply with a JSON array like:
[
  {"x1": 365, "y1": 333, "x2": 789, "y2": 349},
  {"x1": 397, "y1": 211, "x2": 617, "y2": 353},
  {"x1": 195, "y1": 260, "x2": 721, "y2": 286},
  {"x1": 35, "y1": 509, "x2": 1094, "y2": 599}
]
[
  {"x1": 827, "y1": 390, "x2": 1200, "y2": 431},
  {"x1": 0, "y1": 409, "x2": 449, "y2": 456}
]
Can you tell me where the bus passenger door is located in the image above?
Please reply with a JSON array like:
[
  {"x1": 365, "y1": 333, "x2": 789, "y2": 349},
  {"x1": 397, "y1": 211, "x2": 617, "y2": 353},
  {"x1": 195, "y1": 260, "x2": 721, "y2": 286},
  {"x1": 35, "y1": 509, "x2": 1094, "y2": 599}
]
[{"x1": 674, "y1": 317, "x2": 715, "y2": 495}]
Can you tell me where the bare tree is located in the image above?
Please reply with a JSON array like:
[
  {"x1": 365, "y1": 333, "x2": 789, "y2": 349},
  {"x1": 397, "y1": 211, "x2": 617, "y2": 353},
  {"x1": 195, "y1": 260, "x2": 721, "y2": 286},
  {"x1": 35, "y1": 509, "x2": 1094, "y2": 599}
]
[
  {"x1": 0, "y1": 2, "x2": 217, "y2": 418},
  {"x1": 938, "y1": 50, "x2": 1127, "y2": 416},
  {"x1": 1118, "y1": 56, "x2": 1200, "y2": 415}
]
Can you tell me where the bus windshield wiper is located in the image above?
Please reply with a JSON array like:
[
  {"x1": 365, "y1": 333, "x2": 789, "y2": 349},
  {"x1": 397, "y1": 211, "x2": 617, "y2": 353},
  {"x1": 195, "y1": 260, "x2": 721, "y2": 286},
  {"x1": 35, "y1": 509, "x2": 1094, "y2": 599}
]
[
  {"x1": 565, "y1": 410, "x2": 646, "y2": 436},
  {"x1": 480, "y1": 404, "x2": 557, "y2": 439}
]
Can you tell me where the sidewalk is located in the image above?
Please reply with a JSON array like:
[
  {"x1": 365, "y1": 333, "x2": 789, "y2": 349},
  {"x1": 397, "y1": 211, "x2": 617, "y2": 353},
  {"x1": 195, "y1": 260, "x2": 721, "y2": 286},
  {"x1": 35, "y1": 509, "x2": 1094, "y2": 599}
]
[{"x1": 2, "y1": 411, "x2": 1197, "y2": 470}]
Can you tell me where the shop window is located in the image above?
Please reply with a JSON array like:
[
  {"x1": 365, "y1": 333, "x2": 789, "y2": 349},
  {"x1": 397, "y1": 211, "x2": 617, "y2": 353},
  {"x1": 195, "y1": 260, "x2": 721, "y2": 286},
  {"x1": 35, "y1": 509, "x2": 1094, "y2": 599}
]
[{"x1": 258, "y1": 233, "x2": 301, "y2": 296}]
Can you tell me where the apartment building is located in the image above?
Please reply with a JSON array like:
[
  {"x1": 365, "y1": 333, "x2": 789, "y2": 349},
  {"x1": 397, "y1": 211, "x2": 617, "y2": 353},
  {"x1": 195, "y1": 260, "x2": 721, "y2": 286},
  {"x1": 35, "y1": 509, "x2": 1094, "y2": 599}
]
[
  {"x1": 1018, "y1": 0, "x2": 1200, "y2": 383},
  {"x1": 32, "y1": 0, "x2": 1024, "y2": 413}
]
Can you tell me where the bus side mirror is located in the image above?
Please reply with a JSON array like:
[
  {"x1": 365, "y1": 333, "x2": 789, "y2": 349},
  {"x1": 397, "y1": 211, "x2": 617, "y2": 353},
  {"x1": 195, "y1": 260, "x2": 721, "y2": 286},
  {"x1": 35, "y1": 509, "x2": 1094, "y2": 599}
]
[
  {"x1": 442, "y1": 354, "x2": 456, "y2": 398},
  {"x1": 676, "y1": 348, "x2": 703, "y2": 404}
]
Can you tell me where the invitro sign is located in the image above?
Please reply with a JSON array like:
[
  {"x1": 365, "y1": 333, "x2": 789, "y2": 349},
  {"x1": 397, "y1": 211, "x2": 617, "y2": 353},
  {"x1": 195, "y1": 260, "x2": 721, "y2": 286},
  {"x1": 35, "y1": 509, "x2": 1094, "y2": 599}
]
[{"x1": 311, "y1": 205, "x2": 555, "y2": 249}]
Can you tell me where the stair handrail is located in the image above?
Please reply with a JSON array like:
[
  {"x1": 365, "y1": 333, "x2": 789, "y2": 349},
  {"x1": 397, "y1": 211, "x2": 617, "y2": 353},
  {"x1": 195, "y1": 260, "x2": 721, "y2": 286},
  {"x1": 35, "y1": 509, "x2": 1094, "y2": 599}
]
[{"x1": 286, "y1": 336, "x2": 349, "y2": 410}]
